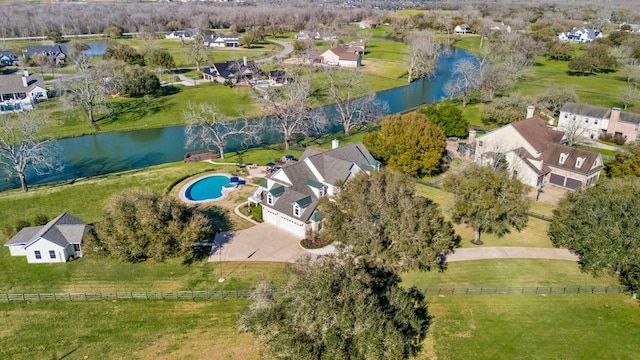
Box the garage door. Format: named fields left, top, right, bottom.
left=263, top=208, right=280, bottom=227
left=549, top=173, right=565, bottom=186
left=279, top=215, right=306, bottom=239
left=565, top=178, right=582, bottom=189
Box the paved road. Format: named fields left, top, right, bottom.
left=256, top=39, right=293, bottom=63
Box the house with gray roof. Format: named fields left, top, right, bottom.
left=165, top=29, right=195, bottom=40
left=202, top=57, right=261, bottom=85
left=474, top=107, right=602, bottom=190
left=0, top=50, right=18, bottom=66
left=23, top=45, right=67, bottom=65
left=558, top=102, right=640, bottom=143
left=0, top=69, right=47, bottom=113
left=4, top=213, right=87, bottom=263
left=558, top=27, right=602, bottom=42
left=204, top=33, right=239, bottom=47
left=254, top=141, right=379, bottom=238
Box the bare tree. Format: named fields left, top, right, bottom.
left=31, top=53, right=51, bottom=77
left=0, top=112, right=63, bottom=192
left=254, top=72, right=325, bottom=150
left=477, top=58, right=513, bottom=102
left=183, top=103, right=261, bottom=160
left=183, top=31, right=209, bottom=71
left=405, top=30, right=440, bottom=84
left=558, top=117, right=593, bottom=146
left=444, top=58, right=480, bottom=107
left=57, top=51, right=107, bottom=129
left=323, top=68, right=388, bottom=136
left=619, top=84, right=639, bottom=110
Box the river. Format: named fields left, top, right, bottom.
left=0, top=47, right=475, bottom=192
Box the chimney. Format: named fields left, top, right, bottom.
left=608, top=107, right=621, bottom=135
left=243, top=56, right=247, bottom=67
left=331, top=139, right=339, bottom=149
left=468, top=130, right=476, bottom=144
left=526, top=105, right=535, bottom=119
left=22, top=75, right=27, bottom=87
left=23, top=68, right=29, bottom=77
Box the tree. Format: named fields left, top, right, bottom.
left=93, top=190, right=224, bottom=263
left=144, top=48, right=175, bottom=73
left=183, top=31, right=208, bottom=71
left=549, top=178, right=640, bottom=290
left=557, top=115, right=592, bottom=146
left=319, top=169, right=458, bottom=272
left=477, top=59, right=513, bottom=102
left=619, top=84, right=639, bottom=110
left=103, top=26, right=123, bottom=39
left=30, top=52, right=51, bottom=77
left=363, top=112, right=446, bottom=177
left=254, top=73, right=324, bottom=150
left=444, top=58, right=480, bottom=107
left=240, top=257, right=430, bottom=359
left=57, top=51, right=107, bottom=129
left=480, top=93, right=534, bottom=126
left=240, top=27, right=265, bottom=48
left=405, top=30, right=440, bottom=84
left=46, top=30, right=63, bottom=43
left=443, top=164, right=530, bottom=245
left=119, top=66, right=162, bottom=97
left=417, top=102, right=468, bottom=138
left=605, top=142, right=640, bottom=178
left=0, top=112, right=63, bottom=192
left=536, top=87, right=578, bottom=115
left=103, top=43, right=144, bottom=65
left=183, top=103, right=261, bottom=159
left=323, top=67, right=388, bottom=136
left=547, top=40, right=574, bottom=61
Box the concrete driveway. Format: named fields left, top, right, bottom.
left=209, top=223, right=309, bottom=263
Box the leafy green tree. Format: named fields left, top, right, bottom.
left=480, top=93, right=534, bottom=126
left=93, top=190, right=225, bottom=262
left=240, top=257, right=430, bottom=359
left=547, top=40, right=574, bottom=61
left=144, top=49, right=175, bottom=73
left=103, top=26, right=123, bottom=39
left=319, top=169, right=458, bottom=272
left=364, top=112, right=446, bottom=177
left=103, top=43, right=144, bottom=65
left=605, top=142, right=640, bottom=178
left=240, top=27, right=265, bottom=48
left=418, top=103, right=468, bottom=138
left=119, top=66, right=162, bottom=97
left=47, top=30, right=63, bottom=43
left=549, top=178, right=640, bottom=290
left=443, top=164, right=530, bottom=245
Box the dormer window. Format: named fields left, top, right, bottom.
left=267, top=193, right=274, bottom=205
left=293, top=204, right=301, bottom=217
left=559, top=153, right=568, bottom=165
left=575, top=157, right=585, bottom=168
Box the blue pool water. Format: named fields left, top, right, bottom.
left=185, top=175, right=231, bottom=201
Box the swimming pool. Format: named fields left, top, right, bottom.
left=183, top=175, right=231, bottom=201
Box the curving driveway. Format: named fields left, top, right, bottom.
left=256, top=39, right=294, bottom=63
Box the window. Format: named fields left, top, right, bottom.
left=585, top=119, right=589, bottom=123
left=267, top=193, right=273, bottom=205
left=559, top=153, right=568, bottom=165
left=595, top=120, right=598, bottom=125
left=34, top=250, right=41, bottom=259
left=293, top=204, right=301, bottom=217
left=49, top=250, right=56, bottom=259
left=74, top=244, right=81, bottom=252
left=576, top=158, right=583, bottom=168
left=478, top=140, right=483, bottom=147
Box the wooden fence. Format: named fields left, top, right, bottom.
left=0, top=286, right=630, bottom=302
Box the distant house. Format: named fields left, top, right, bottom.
left=202, top=58, right=261, bottom=84
left=0, top=50, right=18, bottom=66
left=558, top=102, right=640, bottom=143
left=319, top=46, right=362, bottom=67
left=23, top=45, right=67, bottom=65
left=165, top=30, right=195, bottom=40
left=489, top=22, right=511, bottom=33
left=252, top=141, right=380, bottom=238
left=294, top=31, right=313, bottom=40
left=359, top=19, right=377, bottom=29
left=268, top=70, right=289, bottom=85
left=204, top=33, right=239, bottom=47
left=4, top=213, right=87, bottom=264
left=620, top=23, right=640, bottom=32
left=0, top=69, right=47, bottom=113
left=558, top=27, right=602, bottom=42
left=454, top=24, right=472, bottom=34
left=344, top=40, right=366, bottom=55
left=474, top=107, right=602, bottom=190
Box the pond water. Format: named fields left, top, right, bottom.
left=83, top=42, right=109, bottom=56
left=0, top=47, right=476, bottom=192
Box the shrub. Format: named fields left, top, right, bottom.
left=251, top=204, right=263, bottom=222
left=300, top=231, right=331, bottom=249
left=15, top=219, right=31, bottom=233
left=33, top=214, right=49, bottom=226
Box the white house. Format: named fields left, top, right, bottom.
left=0, top=69, right=47, bottom=113
left=318, top=46, right=361, bottom=67
left=454, top=24, right=472, bottom=34
left=4, top=213, right=87, bottom=264
left=474, top=107, right=602, bottom=190
left=252, top=142, right=379, bottom=238
left=489, top=22, right=511, bottom=33
left=558, top=102, right=640, bottom=143
left=359, top=19, right=377, bottom=28
left=558, top=28, right=602, bottom=42
left=165, top=30, right=195, bottom=40
left=204, top=33, right=239, bottom=47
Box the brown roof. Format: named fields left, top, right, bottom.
left=541, top=143, right=602, bottom=175
left=510, top=117, right=565, bottom=153
left=326, top=47, right=361, bottom=62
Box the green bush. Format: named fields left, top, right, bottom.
left=251, top=204, right=263, bottom=222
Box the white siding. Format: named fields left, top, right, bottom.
left=557, top=110, right=607, bottom=139
left=475, top=126, right=539, bottom=163
left=24, top=238, right=66, bottom=263
left=7, top=245, right=26, bottom=256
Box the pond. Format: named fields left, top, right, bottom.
left=0, top=47, right=476, bottom=192
left=83, top=42, right=109, bottom=56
